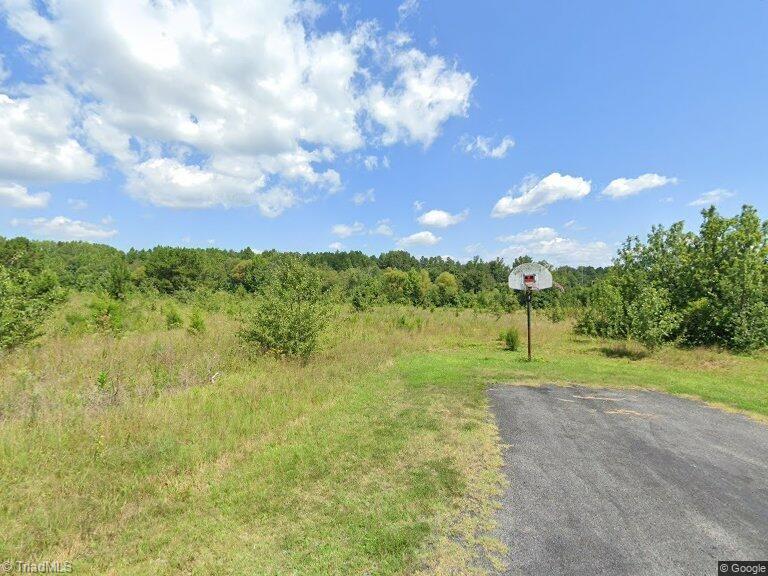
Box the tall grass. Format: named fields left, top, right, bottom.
left=1, top=295, right=766, bottom=574
left=0, top=298, right=509, bottom=575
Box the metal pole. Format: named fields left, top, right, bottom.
left=526, top=289, right=532, bottom=361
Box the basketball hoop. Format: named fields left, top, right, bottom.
left=508, top=263, right=555, bottom=361
left=523, top=274, right=536, bottom=290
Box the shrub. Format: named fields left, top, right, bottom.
left=626, top=286, right=679, bottom=351
left=395, top=314, right=424, bottom=331
left=105, top=260, right=131, bottom=300
left=0, top=266, right=62, bottom=351
left=89, top=297, right=126, bottom=334
left=165, top=305, right=183, bottom=329
left=188, top=309, right=206, bottom=335
left=575, top=282, right=626, bottom=339
left=241, top=255, right=333, bottom=359
left=546, top=304, right=566, bottom=323
left=500, top=327, right=521, bottom=351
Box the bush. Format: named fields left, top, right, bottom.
left=627, top=286, right=679, bottom=351
left=105, top=260, right=131, bottom=300
left=188, top=309, right=206, bottom=335
left=575, top=282, right=626, bottom=339
left=575, top=206, right=768, bottom=352
left=546, top=304, right=566, bottom=323
left=500, top=327, right=521, bottom=351
left=0, top=266, right=62, bottom=351
left=165, top=305, right=183, bottom=329
left=395, top=314, right=424, bottom=331
left=241, top=255, right=333, bottom=359
left=89, top=296, right=126, bottom=334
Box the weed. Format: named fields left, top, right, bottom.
left=500, top=327, right=521, bottom=351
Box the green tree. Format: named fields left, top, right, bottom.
left=241, top=256, right=334, bottom=359
left=0, top=265, right=62, bottom=351
left=433, top=271, right=459, bottom=306
left=381, top=268, right=410, bottom=304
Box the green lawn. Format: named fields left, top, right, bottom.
left=1, top=303, right=765, bottom=574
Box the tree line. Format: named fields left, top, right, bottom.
left=2, top=204, right=766, bottom=354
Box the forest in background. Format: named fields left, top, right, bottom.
left=1, top=205, right=766, bottom=355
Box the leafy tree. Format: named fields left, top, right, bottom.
left=0, top=265, right=63, bottom=351
left=106, top=259, right=131, bottom=300
left=381, top=268, right=410, bottom=303
left=578, top=206, right=768, bottom=352
left=378, top=250, right=419, bottom=271
left=241, top=255, right=334, bottom=359
left=433, top=271, right=459, bottom=306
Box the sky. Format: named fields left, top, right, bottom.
left=0, top=0, right=766, bottom=267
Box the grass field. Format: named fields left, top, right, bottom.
left=1, top=298, right=766, bottom=575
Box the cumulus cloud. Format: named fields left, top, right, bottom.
left=602, top=173, right=677, bottom=198
left=497, top=227, right=612, bottom=267
left=125, top=158, right=297, bottom=216
left=328, top=241, right=346, bottom=251
left=331, top=221, right=365, bottom=238
left=413, top=200, right=425, bottom=212
left=398, top=230, right=441, bottom=247
left=0, top=183, right=50, bottom=208
left=11, top=216, right=117, bottom=241
left=367, top=48, right=474, bottom=147
left=0, top=0, right=474, bottom=213
left=352, top=189, right=375, bottom=205
left=459, top=135, right=515, bottom=159
left=0, top=87, right=99, bottom=183
left=492, top=173, right=591, bottom=217
left=417, top=209, right=468, bottom=228
left=371, top=219, right=394, bottom=236
left=689, top=189, right=734, bottom=207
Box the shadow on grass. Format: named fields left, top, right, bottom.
left=600, top=345, right=649, bottom=361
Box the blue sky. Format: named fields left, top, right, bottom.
left=0, top=0, right=766, bottom=266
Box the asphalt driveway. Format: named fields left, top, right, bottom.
left=488, top=384, right=768, bottom=576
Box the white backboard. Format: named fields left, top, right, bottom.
left=509, top=262, right=553, bottom=291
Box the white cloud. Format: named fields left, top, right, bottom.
left=367, top=48, right=474, bottom=147
left=497, top=227, right=558, bottom=244
left=492, top=173, right=591, bottom=217
left=497, top=227, right=612, bottom=267
left=371, top=219, right=394, bottom=236
left=397, top=0, right=419, bottom=21
left=602, top=173, right=677, bottom=198
left=689, top=188, right=734, bottom=207
left=398, top=230, right=441, bottom=247
left=459, top=135, right=515, bottom=159
left=331, top=221, right=365, bottom=238
left=328, top=241, right=345, bottom=251
left=361, top=154, right=390, bottom=170
left=0, top=183, right=50, bottom=208
left=0, top=1, right=473, bottom=214
left=0, top=87, right=99, bottom=183
left=125, top=158, right=296, bottom=216
left=352, top=189, right=375, bottom=205
left=464, top=242, right=483, bottom=255
left=67, top=198, right=88, bottom=210
left=11, top=216, right=117, bottom=241
left=417, top=208, right=468, bottom=228
left=413, top=200, right=425, bottom=212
